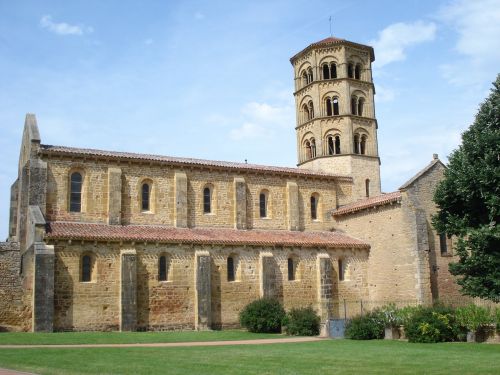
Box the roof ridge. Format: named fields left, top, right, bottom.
left=332, top=191, right=402, bottom=217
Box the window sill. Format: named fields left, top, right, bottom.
left=141, top=211, right=154, bottom=215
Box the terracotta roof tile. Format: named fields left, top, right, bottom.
left=332, top=191, right=402, bottom=217
left=290, top=37, right=375, bottom=63
left=45, top=222, right=369, bottom=249
left=40, top=145, right=351, bottom=181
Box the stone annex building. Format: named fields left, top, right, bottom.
left=0, top=37, right=464, bottom=332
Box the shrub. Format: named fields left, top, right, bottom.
left=345, top=309, right=385, bottom=340
left=405, top=305, right=462, bottom=343
left=239, top=298, right=286, bottom=333
left=380, top=303, right=402, bottom=328
left=284, top=306, right=320, bottom=336
left=455, top=304, right=494, bottom=332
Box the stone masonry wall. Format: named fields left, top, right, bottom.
left=0, top=242, right=24, bottom=331
left=49, top=240, right=368, bottom=331
left=43, top=156, right=342, bottom=232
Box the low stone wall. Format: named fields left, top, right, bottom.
left=0, top=242, right=24, bottom=331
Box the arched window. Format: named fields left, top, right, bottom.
left=365, top=179, right=370, bottom=197
left=203, top=186, right=212, bottom=214
left=361, top=135, right=367, bottom=155
left=259, top=191, right=268, bottom=218
left=227, top=256, right=235, bottom=281
left=302, top=71, right=308, bottom=87
left=308, top=101, right=314, bottom=119
left=311, top=194, right=318, bottom=220
left=322, top=64, right=330, bottom=80
left=70, top=172, right=83, bottom=212
left=141, top=182, right=151, bottom=211
left=347, top=63, right=354, bottom=78
left=327, top=136, right=334, bottom=155
left=333, top=98, right=339, bottom=115
left=305, top=140, right=312, bottom=160
left=159, top=255, right=168, bottom=281
left=81, top=254, right=93, bottom=282
left=288, top=257, right=295, bottom=281
left=335, top=135, right=341, bottom=154
left=310, top=138, right=316, bottom=158
left=330, top=63, right=337, bottom=78
left=351, top=97, right=357, bottom=115
left=307, top=68, right=313, bottom=84
left=354, top=134, right=360, bottom=154
left=358, top=98, right=364, bottom=117
left=303, top=104, right=310, bottom=123
left=355, top=64, right=361, bottom=80
left=326, top=98, right=332, bottom=116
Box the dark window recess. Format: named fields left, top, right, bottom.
left=330, top=64, right=337, bottom=78
left=338, top=259, right=344, bottom=281
left=82, top=255, right=92, bottom=282
left=440, top=233, right=448, bottom=255
left=159, top=255, right=167, bottom=281
left=260, top=193, right=267, bottom=218
left=328, top=137, right=334, bottom=155
left=142, top=183, right=150, bottom=211
left=288, top=258, right=295, bottom=281
left=70, top=172, right=82, bottom=212
left=323, top=64, right=330, bottom=79
left=361, top=136, right=367, bottom=155
left=355, top=64, right=361, bottom=79
left=227, top=257, right=235, bottom=281
left=354, top=135, right=360, bottom=154
left=365, top=179, right=370, bottom=197
left=358, top=99, right=364, bottom=116
left=351, top=98, right=357, bottom=115
left=333, top=98, right=339, bottom=115
left=203, top=187, right=211, bottom=213
left=348, top=64, right=354, bottom=78
left=335, top=135, right=341, bottom=154
left=326, top=98, right=332, bottom=116
left=311, top=196, right=317, bottom=220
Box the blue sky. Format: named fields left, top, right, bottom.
left=1, top=0, right=499, bottom=239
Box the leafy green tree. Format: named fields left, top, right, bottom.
left=433, top=74, right=500, bottom=301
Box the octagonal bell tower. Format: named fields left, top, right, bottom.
left=290, top=37, right=381, bottom=201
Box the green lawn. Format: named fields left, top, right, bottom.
left=0, top=330, right=278, bottom=345
left=0, top=339, right=499, bottom=375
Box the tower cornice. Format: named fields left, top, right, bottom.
left=290, top=37, right=375, bottom=64
left=293, top=78, right=375, bottom=96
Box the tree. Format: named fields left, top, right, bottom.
left=433, top=74, right=500, bottom=301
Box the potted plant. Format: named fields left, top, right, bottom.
left=381, top=304, right=402, bottom=339
left=455, top=304, right=494, bottom=343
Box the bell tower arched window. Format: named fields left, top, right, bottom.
left=330, top=63, right=337, bottom=78
left=347, top=63, right=354, bottom=78
left=360, top=135, right=367, bottom=155
left=327, top=136, right=334, bottom=155
left=355, top=64, right=361, bottom=80
left=308, top=101, right=314, bottom=119
left=307, top=68, right=313, bottom=84
left=322, top=64, right=330, bottom=80
left=354, top=134, right=360, bottom=154
left=351, top=96, right=357, bottom=115
left=333, top=98, right=339, bottom=115
left=326, top=98, right=332, bottom=116
left=310, top=138, right=316, bottom=158
left=326, top=135, right=341, bottom=155
left=358, top=98, right=364, bottom=117
left=70, top=172, right=83, bottom=212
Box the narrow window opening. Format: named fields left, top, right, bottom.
left=351, top=97, right=357, bottom=115
left=439, top=233, right=448, bottom=255
left=354, top=134, right=360, bottom=154
left=203, top=187, right=211, bottom=213
left=70, top=172, right=82, bottom=212
left=360, top=135, right=367, bottom=155
left=305, top=141, right=312, bottom=160
left=308, top=101, right=314, bottom=119
left=365, top=179, right=370, bottom=197
left=347, top=63, right=354, bottom=78
left=82, top=255, right=92, bottom=282
left=355, top=64, right=361, bottom=79
left=333, top=98, right=339, bottom=115
left=310, top=139, right=316, bottom=158
left=311, top=195, right=318, bottom=220
left=358, top=98, right=364, bottom=117
left=288, top=258, right=295, bottom=281
left=302, top=71, right=308, bottom=87
left=303, top=104, right=310, bottom=122
left=335, top=135, right=341, bottom=154
left=330, top=63, right=337, bottom=78
left=338, top=259, right=344, bottom=281
left=159, top=255, right=168, bottom=281
left=307, top=68, right=313, bottom=84
left=141, top=183, right=150, bottom=211
left=227, top=257, right=235, bottom=282
left=259, top=192, right=267, bottom=218
left=322, top=64, right=330, bottom=79
left=328, top=136, right=334, bottom=155
left=326, top=98, right=332, bottom=116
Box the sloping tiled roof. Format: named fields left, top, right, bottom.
left=45, top=222, right=369, bottom=249
left=399, top=157, right=445, bottom=190
left=290, top=36, right=375, bottom=63
left=40, top=145, right=352, bottom=181
left=332, top=191, right=402, bottom=217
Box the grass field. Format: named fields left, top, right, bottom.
left=0, top=335, right=499, bottom=375
left=0, top=330, right=278, bottom=345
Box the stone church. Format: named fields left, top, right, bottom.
left=0, top=36, right=463, bottom=332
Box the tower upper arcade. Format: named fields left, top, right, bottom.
left=290, top=37, right=381, bottom=201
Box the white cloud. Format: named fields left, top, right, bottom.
left=371, top=21, right=437, bottom=67
left=229, top=102, right=294, bottom=141
left=40, top=15, right=93, bottom=36
left=437, top=0, right=500, bottom=86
